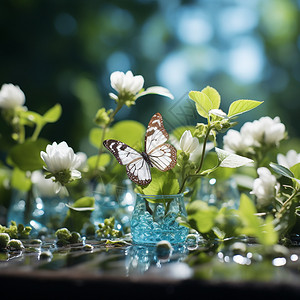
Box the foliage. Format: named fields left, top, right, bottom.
left=186, top=194, right=278, bottom=245
left=136, top=169, right=179, bottom=196
left=0, top=221, right=31, bottom=239
left=0, top=233, right=10, bottom=249
left=96, top=217, right=122, bottom=238
left=55, top=227, right=82, bottom=246
left=0, top=71, right=298, bottom=248
left=63, top=196, right=95, bottom=232
left=8, top=138, right=49, bottom=172
left=173, top=86, right=261, bottom=194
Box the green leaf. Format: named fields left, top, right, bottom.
left=238, top=194, right=278, bottom=245
left=43, top=103, right=62, bottom=123
left=66, top=204, right=94, bottom=212
left=187, top=200, right=218, bottom=233
left=171, top=126, right=196, bottom=141
left=260, top=215, right=278, bottom=246
left=237, top=193, right=260, bottom=236
left=89, top=127, right=114, bottom=148
left=189, top=91, right=213, bottom=118
left=11, top=168, right=32, bottom=192
left=239, top=193, right=258, bottom=222
left=269, top=162, right=295, bottom=179
left=89, top=120, right=145, bottom=151
left=71, top=196, right=95, bottom=209
left=201, top=86, right=221, bottom=110
left=8, top=138, right=49, bottom=171
left=87, top=154, right=111, bottom=170
left=290, top=162, right=300, bottom=180
left=227, top=100, right=263, bottom=118
left=112, top=120, right=145, bottom=151
left=141, top=168, right=179, bottom=196
left=63, top=197, right=95, bottom=232
left=19, top=111, right=43, bottom=126
left=215, top=147, right=253, bottom=168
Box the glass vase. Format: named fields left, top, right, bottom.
left=7, top=188, right=68, bottom=235
left=197, top=177, right=240, bottom=209
left=130, top=193, right=189, bottom=245
left=92, top=179, right=136, bottom=232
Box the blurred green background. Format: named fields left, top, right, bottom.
left=0, top=0, right=299, bottom=155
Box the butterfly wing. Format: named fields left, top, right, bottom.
left=103, top=139, right=151, bottom=185
left=145, top=113, right=177, bottom=171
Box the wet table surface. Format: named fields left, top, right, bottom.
left=1, top=238, right=300, bottom=299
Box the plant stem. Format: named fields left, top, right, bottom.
left=24, top=187, right=33, bottom=225
left=195, top=125, right=212, bottom=174
left=276, top=188, right=299, bottom=219
left=178, top=125, right=213, bottom=194
left=18, top=124, right=25, bottom=144
left=31, top=123, right=43, bottom=141
left=94, top=102, right=123, bottom=174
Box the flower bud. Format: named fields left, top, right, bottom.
left=0, top=83, right=25, bottom=109
left=94, top=108, right=112, bottom=127
left=179, top=130, right=200, bottom=154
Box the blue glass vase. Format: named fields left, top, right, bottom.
left=197, top=177, right=240, bottom=209
left=130, top=193, right=189, bottom=245
left=92, top=179, right=136, bottom=232
left=126, top=244, right=188, bottom=275
left=7, top=188, right=68, bottom=235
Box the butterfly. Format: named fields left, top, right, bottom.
left=103, top=112, right=177, bottom=185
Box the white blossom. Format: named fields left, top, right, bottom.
left=223, top=129, right=253, bottom=153
left=40, top=141, right=82, bottom=194
left=170, top=132, right=213, bottom=162
left=0, top=83, right=25, bottom=109
left=76, top=151, right=88, bottom=170
left=179, top=130, right=200, bottom=154
left=31, top=170, right=62, bottom=197
left=109, top=70, right=173, bottom=103
left=110, top=70, right=144, bottom=96
left=223, top=116, right=286, bottom=154
left=241, top=116, right=285, bottom=147
left=277, top=150, right=300, bottom=169
left=251, top=167, right=279, bottom=207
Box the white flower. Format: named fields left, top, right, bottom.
left=251, top=167, right=279, bottom=207
left=110, top=70, right=144, bottom=97
left=241, top=116, right=285, bottom=147
left=0, top=83, right=25, bottom=109
left=31, top=170, right=64, bottom=197
left=41, top=141, right=81, bottom=174
left=40, top=141, right=82, bottom=194
left=223, top=129, right=253, bottom=153
left=76, top=151, right=88, bottom=170
left=224, top=116, right=286, bottom=154
left=109, top=70, right=174, bottom=103
left=277, top=150, right=300, bottom=169
left=179, top=130, right=200, bottom=154
left=170, top=132, right=213, bottom=162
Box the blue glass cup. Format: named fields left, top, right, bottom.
left=130, top=193, right=189, bottom=245
left=197, top=177, right=240, bottom=209
left=7, top=188, right=68, bottom=235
